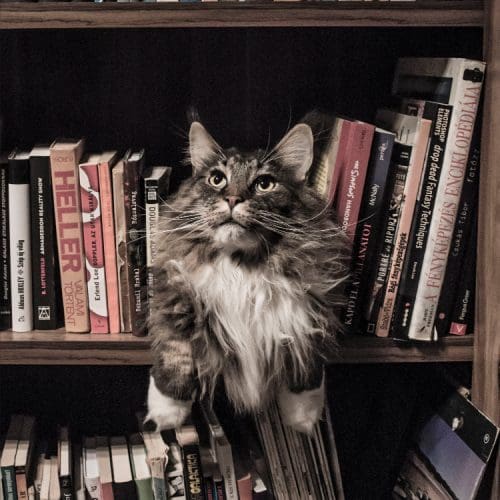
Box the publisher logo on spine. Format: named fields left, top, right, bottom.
left=38, top=306, right=51, bottom=320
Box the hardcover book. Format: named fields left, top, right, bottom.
left=14, top=415, right=36, bottom=500
left=79, top=154, right=109, bottom=334
left=374, top=110, right=432, bottom=337
left=0, top=155, right=10, bottom=330
left=109, top=436, right=138, bottom=500
left=128, top=434, right=154, bottom=500
left=392, top=57, right=486, bottom=341
left=1, top=415, right=24, bottom=500
left=95, top=436, right=114, bottom=500
left=57, top=427, right=73, bottom=500
left=97, top=151, right=120, bottom=334
left=83, top=437, right=103, bottom=500
left=8, top=150, right=33, bottom=332
left=29, top=145, right=63, bottom=330
left=175, top=426, right=205, bottom=500
left=50, top=139, right=90, bottom=333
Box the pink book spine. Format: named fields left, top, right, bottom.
left=329, top=119, right=351, bottom=206
left=79, top=162, right=109, bottom=334
left=376, top=119, right=432, bottom=337
left=98, top=161, right=121, bottom=334
left=336, top=122, right=375, bottom=241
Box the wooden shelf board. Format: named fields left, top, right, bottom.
left=0, top=330, right=474, bottom=365
left=0, top=2, right=484, bottom=29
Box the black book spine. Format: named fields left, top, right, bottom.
left=342, top=129, right=395, bottom=334
left=30, top=153, right=63, bottom=330
left=0, top=159, right=10, bottom=329
left=182, top=443, right=206, bottom=500
left=124, top=152, right=147, bottom=336
left=60, top=474, right=74, bottom=500
left=362, top=142, right=412, bottom=334
left=449, top=214, right=477, bottom=336
left=391, top=102, right=453, bottom=339
left=434, top=124, right=480, bottom=337
left=112, top=481, right=138, bottom=500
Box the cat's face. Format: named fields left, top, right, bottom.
left=185, top=122, right=314, bottom=253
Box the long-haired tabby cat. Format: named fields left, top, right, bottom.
left=146, top=119, right=349, bottom=433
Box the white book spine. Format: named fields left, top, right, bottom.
left=408, top=60, right=485, bottom=341
left=9, top=183, right=32, bottom=331
left=214, top=439, right=238, bottom=500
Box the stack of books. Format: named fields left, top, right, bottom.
left=309, top=57, right=485, bottom=341
left=0, top=145, right=171, bottom=335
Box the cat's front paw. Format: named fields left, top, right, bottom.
left=145, top=376, right=192, bottom=431
left=277, top=383, right=325, bottom=434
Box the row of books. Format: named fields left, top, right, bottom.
left=0, top=398, right=344, bottom=500
left=309, top=57, right=485, bottom=341
left=0, top=145, right=172, bottom=335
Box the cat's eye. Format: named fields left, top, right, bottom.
left=254, top=175, right=276, bottom=193
left=208, top=170, right=227, bottom=188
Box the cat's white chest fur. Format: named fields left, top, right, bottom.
left=188, top=255, right=316, bottom=410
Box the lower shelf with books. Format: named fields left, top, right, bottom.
left=0, top=330, right=475, bottom=365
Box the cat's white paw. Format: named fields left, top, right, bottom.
left=146, top=376, right=192, bottom=431
left=277, top=379, right=325, bottom=434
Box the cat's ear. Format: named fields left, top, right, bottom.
left=189, top=122, right=223, bottom=174
left=271, top=123, right=314, bottom=182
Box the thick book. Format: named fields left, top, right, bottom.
left=175, top=426, right=205, bottom=500
left=50, top=139, right=90, bottom=333
left=392, top=57, right=486, bottom=341
left=48, top=457, right=60, bottom=500
left=8, top=151, right=33, bottom=332
left=143, top=166, right=172, bottom=307
left=334, top=120, right=375, bottom=241
left=109, top=437, right=138, bottom=500
left=162, top=432, right=186, bottom=500
left=374, top=110, right=432, bottom=337
left=29, top=145, right=63, bottom=330
left=362, top=142, right=413, bottom=334
left=1, top=414, right=24, bottom=500
left=83, top=437, right=103, bottom=500
left=57, top=427, right=73, bottom=500
left=14, top=415, right=36, bottom=500
left=435, top=124, right=480, bottom=337
left=393, top=390, right=499, bottom=500
left=0, top=155, right=10, bottom=330
left=128, top=434, right=153, bottom=500
left=390, top=99, right=453, bottom=339
left=97, top=151, right=120, bottom=334
left=39, top=458, right=51, bottom=500
left=342, top=128, right=395, bottom=334
left=79, top=154, right=109, bottom=334
left=95, top=436, right=114, bottom=500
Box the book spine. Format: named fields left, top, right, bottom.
left=363, top=143, right=412, bottom=334
left=434, top=125, right=480, bottom=337
left=181, top=443, right=205, bottom=500
left=376, top=118, right=431, bottom=337
left=60, top=475, right=74, bottom=500
left=0, top=162, right=11, bottom=329
left=15, top=471, right=27, bottom=500
left=123, top=157, right=147, bottom=336
left=449, top=214, right=477, bottom=336
left=8, top=158, right=33, bottom=332
left=407, top=61, right=485, bottom=341
left=215, top=443, right=237, bottom=500
left=2, top=466, right=18, bottom=500
left=79, top=163, right=109, bottom=334
left=30, top=155, right=62, bottom=330
left=112, top=164, right=132, bottom=333
left=98, top=162, right=121, bottom=334
left=335, top=122, right=375, bottom=241
left=50, top=145, right=90, bottom=332
left=391, top=102, right=453, bottom=339
left=330, top=119, right=352, bottom=205
left=145, top=178, right=160, bottom=306
left=342, top=130, right=395, bottom=333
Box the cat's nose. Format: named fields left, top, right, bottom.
left=225, top=196, right=243, bottom=209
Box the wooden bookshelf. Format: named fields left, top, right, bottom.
left=0, top=2, right=484, bottom=29
left=0, top=331, right=474, bottom=365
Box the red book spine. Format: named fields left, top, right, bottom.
left=328, top=119, right=351, bottom=205
left=50, top=140, right=90, bottom=333
left=79, top=161, right=109, bottom=334
left=335, top=122, right=375, bottom=240
left=98, top=158, right=121, bottom=334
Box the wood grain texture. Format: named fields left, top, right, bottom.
left=474, top=0, right=500, bottom=495
left=0, top=331, right=474, bottom=365
left=0, top=2, right=484, bottom=29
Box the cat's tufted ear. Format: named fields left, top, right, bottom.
left=189, top=122, right=223, bottom=174
left=271, top=123, right=314, bottom=183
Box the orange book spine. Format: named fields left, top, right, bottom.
left=98, top=156, right=121, bottom=334
left=50, top=140, right=90, bottom=333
